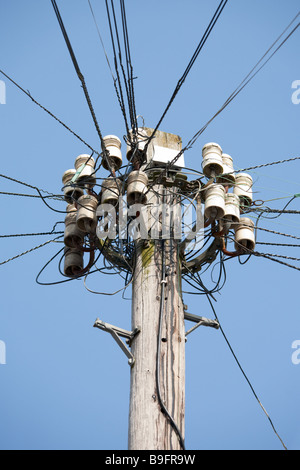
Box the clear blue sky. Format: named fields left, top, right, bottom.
left=0, top=0, right=299, bottom=450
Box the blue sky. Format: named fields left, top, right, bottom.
left=0, top=0, right=299, bottom=450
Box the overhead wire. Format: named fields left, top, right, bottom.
left=144, top=10, right=300, bottom=186
left=205, top=293, right=288, bottom=451
left=1, top=2, right=299, bottom=451
left=0, top=231, right=64, bottom=238
left=104, top=0, right=139, bottom=140
left=120, top=0, right=138, bottom=134
left=0, top=68, right=101, bottom=157
left=0, top=235, right=63, bottom=267
left=145, top=0, right=229, bottom=152
left=180, top=12, right=300, bottom=157
left=88, top=0, right=131, bottom=138
left=50, top=0, right=107, bottom=153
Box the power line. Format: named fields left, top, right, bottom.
left=0, top=172, right=56, bottom=196
left=87, top=0, right=116, bottom=81
left=0, top=231, right=64, bottom=238
left=0, top=69, right=101, bottom=156
left=146, top=0, right=229, bottom=151
left=0, top=191, right=63, bottom=201
left=206, top=294, right=288, bottom=451
left=237, top=155, right=300, bottom=174
left=51, top=0, right=106, bottom=152
left=0, top=172, right=70, bottom=214
left=0, top=235, right=63, bottom=267
left=254, top=226, right=300, bottom=241
left=252, top=250, right=300, bottom=272
left=106, top=0, right=131, bottom=134
left=180, top=13, right=300, bottom=156
left=104, top=0, right=138, bottom=137
left=256, top=241, right=300, bottom=248
left=120, top=0, right=138, bottom=134
left=149, top=10, right=300, bottom=176
left=88, top=0, right=130, bottom=134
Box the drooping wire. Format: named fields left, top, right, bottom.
left=155, top=189, right=186, bottom=451
left=0, top=172, right=70, bottom=214
left=156, top=237, right=186, bottom=451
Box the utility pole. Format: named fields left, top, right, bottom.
left=128, top=129, right=186, bottom=449
left=63, top=127, right=255, bottom=451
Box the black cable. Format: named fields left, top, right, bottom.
left=0, top=191, right=63, bottom=200
left=105, top=0, right=131, bottom=135
left=0, top=231, right=64, bottom=238
left=145, top=11, right=300, bottom=182
left=255, top=196, right=297, bottom=219
left=51, top=0, right=107, bottom=152
left=120, top=0, right=138, bottom=134
left=88, top=0, right=130, bottom=135
left=0, top=69, right=101, bottom=157
left=180, top=14, right=300, bottom=156
left=145, top=0, right=229, bottom=151
left=0, top=172, right=69, bottom=214
left=205, top=293, right=288, bottom=451
left=0, top=235, right=64, bottom=267
left=251, top=250, right=300, bottom=272
left=156, top=238, right=186, bottom=451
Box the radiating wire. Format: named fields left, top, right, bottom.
left=0, top=69, right=101, bottom=157
left=146, top=0, right=229, bottom=152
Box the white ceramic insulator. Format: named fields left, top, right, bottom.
left=101, top=177, right=121, bottom=205
left=76, top=194, right=98, bottom=233
left=127, top=170, right=148, bottom=206
left=64, top=204, right=85, bottom=248
left=224, top=193, right=240, bottom=226
left=233, top=173, right=253, bottom=206
left=102, top=135, right=122, bottom=171
left=74, top=154, right=96, bottom=188
left=126, top=128, right=148, bottom=161
left=204, top=184, right=225, bottom=221
left=234, top=217, right=255, bottom=251
left=202, top=142, right=224, bottom=178
left=64, top=247, right=84, bottom=277
left=62, top=169, right=84, bottom=203
left=217, top=153, right=235, bottom=187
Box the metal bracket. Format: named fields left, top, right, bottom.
left=184, top=311, right=219, bottom=337
left=93, top=318, right=140, bottom=366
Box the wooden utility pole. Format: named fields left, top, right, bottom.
left=128, top=131, right=186, bottom=450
